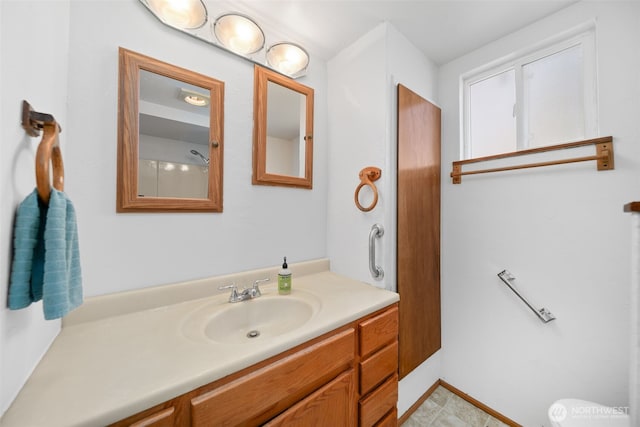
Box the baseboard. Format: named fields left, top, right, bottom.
left=398, top=379, right=441, bottom=425
left=399, top=379, right=522, bottom=427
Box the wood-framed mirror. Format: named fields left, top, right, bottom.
left=117, top=47, right=224, bottom=212
left=253, top=65, right=314, bottom=189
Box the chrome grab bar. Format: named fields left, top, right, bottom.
left=497, top=270, right=556, bottom=323
left=369, top=224, right=384, bottom=280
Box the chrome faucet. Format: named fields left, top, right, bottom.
left=218, top=278, right=269, bottom=303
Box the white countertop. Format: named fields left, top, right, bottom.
left=0, top=269, right=398, bottom=427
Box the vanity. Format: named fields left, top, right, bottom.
left=0, top=260, right=399, bottom=426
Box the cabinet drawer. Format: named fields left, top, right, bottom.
left=129, top=407, right=175, bottom=427
left=359, top=307, right=398, bottom=358
left=191, top=328, right=355, bottom=426
left=360, top=341, right=398, bottom=396
left=264, top=369, right=356, bottom=426
left=111, top=405, right=178, bottom=427
left=358, top=374, right=398, bottom=427
left=374, top=408, right=397, bottom=427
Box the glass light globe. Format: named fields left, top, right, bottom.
left=145, top=0, right=208, bottom=30
left=213, top=14, right=265, bottom=55
left=266, top=43, right=309, bottom=77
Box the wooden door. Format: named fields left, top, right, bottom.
left=397, top=84, right=441, bottom=379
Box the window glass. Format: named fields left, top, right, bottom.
left=469, top=70, right=516, bottom=158
left=523, top=45, right=585, bottom=147
left=462, top=28, right=596, bottom=160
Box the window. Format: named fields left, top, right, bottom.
left=462, top=27, right=597, bottom=159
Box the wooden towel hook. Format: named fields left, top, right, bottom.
left=21, top=100, right=61, bottom=136
left=36, top=122, right=64, bottom=204
left=22, top=101, right=64, bottom=204
left=355, top=166, right=381, bottom=212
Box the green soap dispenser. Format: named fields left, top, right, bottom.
left=278, top=257, right=292, bottom=295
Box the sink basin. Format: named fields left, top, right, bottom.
left=181, top=291, right=321, bottom=344
left=205, top=297, right=315, bottom=343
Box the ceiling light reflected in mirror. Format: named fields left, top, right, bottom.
left=138, top=0, right=310, bottom=78
left=180, top=88, right=210, bottom=106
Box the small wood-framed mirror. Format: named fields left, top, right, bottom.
left=253, top=65, right=314, bottom=189
left=117, top=47, right=224, bottom=212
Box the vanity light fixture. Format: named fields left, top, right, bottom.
left=144, top=0, right=208, bottom=30
left=266, top=42, right=309, bottom=77
left=139, top=0, right=311, bottom=78
left=179, top=88, right=210, bottom=107
left=213, top=13, right=265, bottom=56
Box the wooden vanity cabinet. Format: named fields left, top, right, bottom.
left=111, top=304, right=398, bottom=427
left=191, top=328, right=355, bottom=426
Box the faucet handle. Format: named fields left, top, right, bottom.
left=218, top=283, right=238, bottom=301
left=251, top=278, right=270, bottom=297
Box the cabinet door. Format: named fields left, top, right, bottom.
left=264, top=369, right=356, bottom=426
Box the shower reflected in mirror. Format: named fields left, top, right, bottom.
left=190, top=149, right=210, bottom=165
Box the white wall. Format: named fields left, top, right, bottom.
left=0, top=0, right=71, bottom=415
left=0, top=0, right=328, bottom=416
left=326, top=21, right=438, bottom=291
left=64, top=0, right=328, bottom=295
left=327, top=23, right=390, bottom=288
left=439, top=2, right=640, bottom=425
left=327, top=22, right=442, bottom=416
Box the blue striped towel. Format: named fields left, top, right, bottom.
left=8, top=188, right=83, bottom=320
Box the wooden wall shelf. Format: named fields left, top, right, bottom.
left=451, top=136, right=614, bottom=184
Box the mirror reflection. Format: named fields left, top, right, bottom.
left=138, top=70, right=210, bottom=199
left=253, top=65, right=314, bottom=189
left=117, top=48, right=224, bottom=212
left=265, top=81, right=306, bottom=178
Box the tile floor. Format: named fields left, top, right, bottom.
left=401, top=386, right=511, bottom=427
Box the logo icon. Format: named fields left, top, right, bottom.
left=549, top=402, right=568, bottom=422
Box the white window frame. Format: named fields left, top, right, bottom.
left=461, top=23, right=598, bottom=160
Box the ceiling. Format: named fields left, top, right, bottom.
left=136, top=0, right=580, bottom=143
left=208, top=0, right=577, bottom=65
